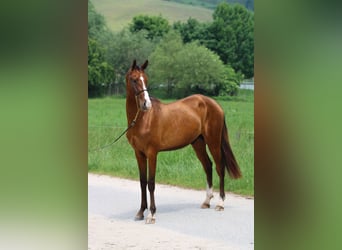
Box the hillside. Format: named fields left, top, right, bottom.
left=92, top=0, right=214, bottom=32
left=167, top=0, right=254, bottom=10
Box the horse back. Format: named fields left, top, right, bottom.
left=179, top=94, right=224, bottom=120
left=153, top=95, right=224, bottom=147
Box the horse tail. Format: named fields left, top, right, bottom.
left=221, top=119, right=242, bottom=179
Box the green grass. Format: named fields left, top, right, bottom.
left=92, top=0, right=213, bottom=32
left=88, top=92, right=254, bottom=196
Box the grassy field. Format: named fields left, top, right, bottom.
left=92, top=0, right=213, bottom=32
left=88, top=90, right=254, bottom=196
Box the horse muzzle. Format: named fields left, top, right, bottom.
left=142, top=99, right=152, bottom=111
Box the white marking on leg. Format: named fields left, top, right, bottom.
left=217, top=197, right=224, bottom=207
left=201, top=184, right=213, bottom=208
left=145, top=211, right=156, bottom=224
left=140, top=75, right=152, bottom=109
left=215, top=197, right=225, bottom=211
left=205, top=184, right=213, bottom=203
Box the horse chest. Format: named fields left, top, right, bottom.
left=127, top=130, right=153, bottom=152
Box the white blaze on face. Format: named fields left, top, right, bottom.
left=140, top=75, right=152, bottom=109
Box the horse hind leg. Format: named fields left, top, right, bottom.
left=191, top=136, right=214, bottom=209
left=206, top=137, right=226, bottom=211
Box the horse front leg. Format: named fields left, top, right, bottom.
left=134, top=151, right=148, bottom=221
left=146, top=153, right=157, bottom=224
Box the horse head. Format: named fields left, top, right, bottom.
left=127, top=59, right=152, bottom=111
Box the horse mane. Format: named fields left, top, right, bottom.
left=148, top=96, right=160, bottom=112
left=150, top=96, right=160, bottom=103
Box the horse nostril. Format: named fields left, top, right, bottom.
left=142, top=100, right=151, bottom=111
left=142, top=101, right=148, bottom=110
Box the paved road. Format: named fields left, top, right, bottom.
left=88, top=173, right=254, bottom=250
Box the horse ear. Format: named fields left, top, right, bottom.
left=141, top=60, right=148, bottom=70
left=131, top=59, right=137, bottom=70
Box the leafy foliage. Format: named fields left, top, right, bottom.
left=88, top=39, right=113, bottom=90
left=148, top=31, right=184, bottom=97
left=173, top=3, right=254, bottom=79
left=173, top=18, right=209, bottom=44
left=88, top=0, right=106, bottom=39
left=107, top=29, right=158, bottom=89
left=129, top=15, right=170, bottom=40
left=208, top=3, right=254, bottom=78
left=149, top=31, right=241, bottom=98
left=88, top=0, right=114, bottom=97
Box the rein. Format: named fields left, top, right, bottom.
left=88, top=108, right=140, bottom=152
left=88, top=88, right=147, bottom=152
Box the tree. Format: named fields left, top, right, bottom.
left=175, top=42, right=241, bottom=96
left=148, top=30, right=184, bottom=97
left=207, top=3, right=254, bottom=78
left=221, top=66, right=243, bottom=96
left=88, top=0, right=114, bottom=97
left=106, top=28, right=157, bottom=89
left=88, top=39, right=114, bottom=97
left=173, top=18, right=209, bottom=44
left=88, top=0, right=107, bottom=40
left=129, top=15, right=170, bottom=40
left=149, top=30, right=241, bottom=98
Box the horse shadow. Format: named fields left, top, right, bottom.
left=110, top=202, right=198, bottom=221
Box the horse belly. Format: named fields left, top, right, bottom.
left=159, top=120, right=201, bottom=151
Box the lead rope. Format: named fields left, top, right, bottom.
left=88, top=95, right=141, bottom=152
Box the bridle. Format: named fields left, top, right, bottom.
left=88, top=79, right=147, bottom=152
left=88, top=66, right=151, bottom=152
left=134, top=88, right=148, bottom=97
left=131, top=75, right=150, bottom=111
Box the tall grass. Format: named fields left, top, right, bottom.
left=88, top=91, right=254, bottom=196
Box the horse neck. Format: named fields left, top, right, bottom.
left=126, top=83, right=139, bottom=124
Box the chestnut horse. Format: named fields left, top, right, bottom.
left=125, top=60, right=241, bottom=224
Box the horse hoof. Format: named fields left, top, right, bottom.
left=145, top=218, right=155, bottom=224
left=215, top=205, right=224, bottom=211
left=135, top=216, right=144, bottom=221
left=201, top=203, right=210, bottom=209
left=145, top=213, right=156, bottom=224
left=134, top=213, right=144, bottom=221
